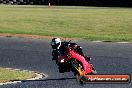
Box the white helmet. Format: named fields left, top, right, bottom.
left=51, top=38, right=61, bottom=49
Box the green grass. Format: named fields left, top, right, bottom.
left=0, top=67, right=34, bottom=83
left=0, top=5, right=132, bottom=41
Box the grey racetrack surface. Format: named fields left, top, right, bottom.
left=0, top=37, right=131, bottom=88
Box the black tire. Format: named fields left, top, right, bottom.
left=58, top=66, right=64, bottom=73
left=79, top=76, right=85, bottom=84
left=59, top=67, right=64, bottom=73
left=75, top=73, right=85, bottom=84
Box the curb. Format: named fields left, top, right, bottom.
left=0, top=33, right=80, bottom=41
left=0, top=33, right=131, bottom=44
left=0, top=68, right=48, bottom=86
left=91, top=41, right=132, bottom=44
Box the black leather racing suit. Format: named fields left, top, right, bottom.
left=51, top=42, right=90, bottom=62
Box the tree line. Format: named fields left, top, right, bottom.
left=0, top=0, right=132, bottom=7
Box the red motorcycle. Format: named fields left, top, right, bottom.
left=55, top=41, right=97, bottom=84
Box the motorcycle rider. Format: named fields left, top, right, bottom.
left=51, top=38, right=91, bottom=62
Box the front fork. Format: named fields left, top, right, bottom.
left=71, top=60, right=97, bottom=84
left=72, top=63, right=86, bottom=84
left=70, top=60, right=85, bottom=76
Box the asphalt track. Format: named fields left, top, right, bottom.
left=0, top=37, right=131, bottom=88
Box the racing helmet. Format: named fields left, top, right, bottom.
left=51, top=38, right=61, bottom=49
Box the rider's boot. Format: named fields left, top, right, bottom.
left=52, top=50, right=58, bottom=60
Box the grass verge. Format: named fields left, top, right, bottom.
left=0, top=67, right=34, bottom=83
left=0, top=5, right=132, bottom=41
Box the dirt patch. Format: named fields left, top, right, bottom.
left=0, top=33, right=80, bottom=40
